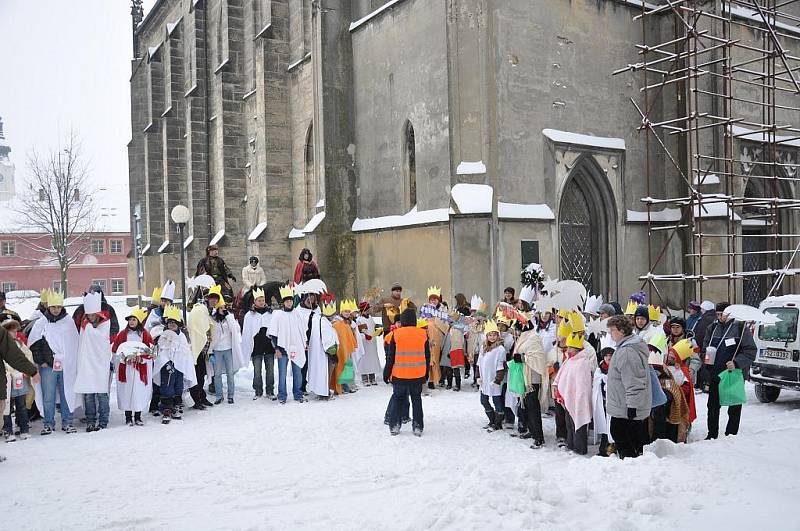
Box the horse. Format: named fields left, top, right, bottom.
left=234, top=281, right=285, bottom=325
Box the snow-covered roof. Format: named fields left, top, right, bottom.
left=456, top=161, right=487, bottom=175
left=350, top=0, right=408, bottom=32
left=450, top=183, right=493, bottom=214
left=209, top=229, right=225, bottom=246
left=302, top=211, right=326, bottom=234
left=498, top=202, right=555, bottom=220
left=248, top=221, right=268, bottom=241
left=543, top=128, right=626, bottom=151
left=352, top=206, right=452, bottom=232
left=626, top=208, right=682, bottom=223
left=730, top=125, right=800, bottom=148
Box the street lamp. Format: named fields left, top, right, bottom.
left=171, top=204, right=191, bottom=323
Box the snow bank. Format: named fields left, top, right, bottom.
left=498, top=201, right=555, bottom=220
left=456, top=161, right=487, bottom=175
left=543, top=128, right=626, bottom=150
left=351, top=206, right=451, bottom=232
left=450, top=183, right=493, bottom=214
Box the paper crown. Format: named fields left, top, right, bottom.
left=163, top=305, right=182, bottom=323
left=470, top=294, right=484, bottom=312
left=670, top=339, right=694, bottom=361
left=557, top=319, right=573, bottom=339
left=151, top=286, right=162, bottom=302
left=40, top=288, right=51, bottom=306
left=568, top=310, right=585, bottom=334
left=83, top=292, right=102, bottom=315
left=48, top=290, right=65, bottom=307
left=416, top=318, right=429, bottom=328
left=214, top=298, right=226, bottom=309
left=648, top=350, right=664, bottom=366
left=557, top=308, right=570, bottom=319
left=207, top=285, right=223, bottom=299
left=648, top=332, right=668, bottom=353
left=584, top=294, right=603, bottom=315
left=483, top=319, right=500, bottom=335
left=566, top=332, right=584, bottom=350
left=519, top=285, right=535, bottom=305
left=400, top=297, right=415, bottom=313
left=624, top=300, right=638, bottom=316
left=648, top=304, right=661, bottom=322
left=126, top=307, right=149, bottom=324
left=322, top=302, right=337, bottom=317
left=494, top=309, right=513, bottom=326
left=427, top=286, right=442, bottom=299
left=279, top=285, right=294, bottom=300
left=161, top=280, right=176, bottom=301
left=252, top=287, right=265, bottom=300
left=339, top=299, right=358, bottom=313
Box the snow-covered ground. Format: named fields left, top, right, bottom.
left=3, top=370, right=800, bottom=531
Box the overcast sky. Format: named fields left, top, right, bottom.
left=0, top=0, right=157, bottom=231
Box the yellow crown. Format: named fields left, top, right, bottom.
left=624, top=300, right=638, bottom=316
left=48, top=290, right=65, bottom=307
left=126, top=307, right=148, bottom=324
left=557, top=319, right=573, bottom=339
left=557, top=308, right=570, bottom=318
left=671, top=339, right=694, bottom=361
left=151, top=286, right=163, bottom=301
left=484, top=319, right=500, bottom=335
left=568, top=311, right=585, bottom=334
left=648, top=304, right=661, bottom=322
left=163, top=305, right=183, bottom=323
left=279, top=285, right=294, bottom=300
left=339, top=299, right=357, bottom=313
left=252, top=287, right=265, bottom=300
left=214, top=298, right=226, bottom=309
left=322, top=302, right=337, bottom=317
left=400, top=298, right=414, bottom=313
left=416, top=318, right=429, bottom=328
left=40, top=288, right=51, bottom=306
left=207, top=285, right=223, bottom=299
left=566, top=332, right=584, bottom=350
left=494, top=309, right=513, bottom=326
left=427, top=285, right=442, bottom=299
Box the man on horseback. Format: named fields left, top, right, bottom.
left=195, top=245, right=237, bottom=301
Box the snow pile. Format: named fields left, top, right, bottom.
left=2, top=382, right=798, bottom=529
left=451, top=183, right=493, bottom=214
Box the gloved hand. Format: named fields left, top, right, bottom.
left=513, top=353, right=522, bottom=363
left=627, top=407, right=636, bottom=420
left=383, top=375, right=390, bottom=384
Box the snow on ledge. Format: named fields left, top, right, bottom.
left=248, top=221, right=268, bottom=241
left=141, top=244, right=151, bottom=255
left=352, top=206, right=452, bottom=232
left=730, top=125, right=800, bottom=148
left=627, top=209, right=682, bottom=223
left=157, top=240, right=170, bottom=254
left=148, top=43, right=162, bottom=61
left=209, top=230, right=225, bottom=246
left=183, top=235, right=194, bottom=249
left=543, top=128, right=626, bottom=151
left=451, top=183, right=493, bottom=214
left=498, top=202, right=555, bottom=220
left=315, top=198, right=325, bottom=208
left=693, top=173, right=720, bottom=185
left=302, top=211, right=326, bottom=234
left=288, top=228, right=305, bottom=240
left=456, top=161, right=487, bottom=175
left=350, top=0, right=408, bottom=32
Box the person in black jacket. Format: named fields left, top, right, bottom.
left=384, top=308, right=430, bottom=436
left=71, top=286, right=119, bottom=337
left=701, top=302, right=757, bottom=439
left=0, top=325, right=39, bottom=461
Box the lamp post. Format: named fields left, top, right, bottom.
left=170, top=205, right=191, bottom=323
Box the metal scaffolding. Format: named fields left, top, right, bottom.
left=614, top=0, right=800, bottom=307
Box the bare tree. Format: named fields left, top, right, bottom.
left=13, top=132, right=97, bottom=295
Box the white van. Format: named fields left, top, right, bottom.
left=751, top=295, right=800, bottom=402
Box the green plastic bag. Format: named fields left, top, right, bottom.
left=508, top=361, right=526, bottom=395
left=718, top=368, right=747, bottom=407
left=338, top=358, right=354, bottom=385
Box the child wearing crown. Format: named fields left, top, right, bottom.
left=112, top=307, right=154, bottom=426
left=152, top=306, right=197, bottom=423
left=331, top=300, right=358, bottom=394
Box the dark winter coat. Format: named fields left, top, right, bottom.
left=694, top=311, right=716, bottom=351
left=701, top=319, right=757, bottom=375
left=29, top=308, right=70, bottom=367
left=0, top=325, right=38, bottom=401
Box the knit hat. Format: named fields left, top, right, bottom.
left=598, top=303, right=616, bottom=316
left=634, top=305, right=649, bottom=320
left=669, top=316, right=686, bottom=329
left=700, top=300, right=715, bottom=312
left=687, top=300, right=701, bottom=311
left=716, top=302, right=730, bottom=313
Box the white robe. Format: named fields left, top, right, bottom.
left=241, top=309, right=273, bottom=360
left=74, top=319, right=113, bottom=394
left=479, top=346, right=506, bottom=397
left=354, top=316, right=381, bottom=375
left=115, top=336, right=154, bottom=412
left=591, top=368, right=614, bottom=444
left=208, top=313, right=246, bottom=376
left=29, top=312, right=81, bottom=415
left=267, top=309, right=307, bottom=368
left=144, top=307, right=162, bottom=333
left=296, top=307, right=338, bottom=397
left=152, top=329, right=198, bottom=388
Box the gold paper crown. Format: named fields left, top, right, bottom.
left=494, top=309, right=513, bottom=327
left=426, top=285, right=442, bottom=299
left=557, top=319, right=573, bottom=339
left=279, top=285, right=294, bottom=300
left=48, top=290, right=65, bottom=307
left=484, top=319, right=500, bottom=335
left=163, top=305, right=183, bottom=323
left=416, top=318, right=429, bottom=328
left=624, top=300, right=638, bottom=316
left=322, top=302, right=337, bottom=317
left=252, top=287, right=265, bottom=300
left=126, top=307, right=148, bottom=324
left=207, top=285, right=223, bottom=299
left=566, top=332, right=584, bottom=350
left=568, top=310, right=585, bottom=334
left=648, top=304, right=661, bottom=322
left=671, top=339, right=694, bottom=361
left=40, top=288, right=51, bottom=306
left=339, top=299, right=357, bottom=313
left=557, top=308, right=570, bottom=318
left=151, top=286, right=163, bottom=301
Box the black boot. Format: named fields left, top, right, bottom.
left=125, top=411, right=133, bottom=426
left=134, top=412, right=143, bottom=426
left=492, top=412, right=504, bottom=431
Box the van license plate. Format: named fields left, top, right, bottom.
left=764, top=349, right=790, bottom=360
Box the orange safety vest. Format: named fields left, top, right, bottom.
left=391, top=327, right=428, bottom=380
